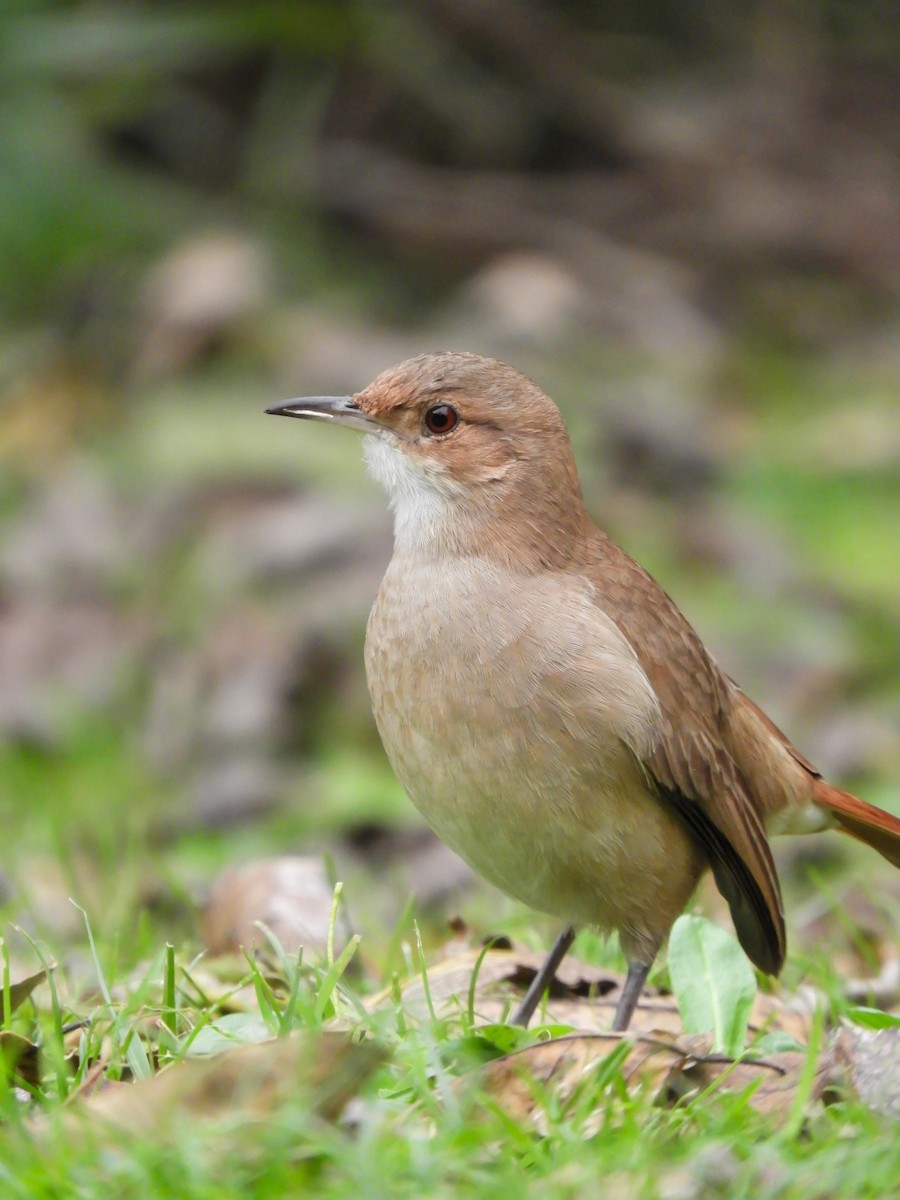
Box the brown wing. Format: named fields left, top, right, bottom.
left=733, top=685, right=822, bottom=778
left=587, top=534, right=786, bottom=975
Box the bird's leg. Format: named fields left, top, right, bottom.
left=509, top=925, right=576, bottom=1027
left=611, top=959, right=651, bottom=1031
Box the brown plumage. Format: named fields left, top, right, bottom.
left=267, top=351, right=900, bottom=1030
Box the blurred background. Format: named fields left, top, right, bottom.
left=0, top=0, right=897, bottom=976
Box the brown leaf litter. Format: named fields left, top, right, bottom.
left=64, top=1031, right=387, bottom=1135
left=371, top=944, right=898, bottom=1124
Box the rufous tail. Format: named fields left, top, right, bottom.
left=814, top=782, right=900, bottom=868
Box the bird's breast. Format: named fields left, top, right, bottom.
left=364, top=555, right=698, bottom=935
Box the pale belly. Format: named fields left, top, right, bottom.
left=364, top=558, right=703, bottom=955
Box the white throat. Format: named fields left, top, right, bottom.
left=363, top=435, right=456, bottom=553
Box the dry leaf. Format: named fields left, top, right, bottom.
left=0, top=965, right=54, bottom=1021
left=368, top=946, right=635, bottom=1028
left=674, top=1033, right=835, bottom=1121
left=202, top=856, right=353, bottom=959
left=70, top=1031, right=387, bottom=1133
left=831, top=1024, right=900, bottom=1120
left=369, top=944, right=817, bottom=1045
left=0, top=1030, right=41, bottom=1089
left=479, top=1033, right=688, bottom=1133
left=477, top=1028, right=839, bottom=1131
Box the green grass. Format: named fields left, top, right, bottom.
left=0, top=914, right=898, bottom=1200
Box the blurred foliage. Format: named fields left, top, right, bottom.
left=2, top=0, right=898, bottom=337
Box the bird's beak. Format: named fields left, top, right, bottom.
left=265, top=395, right=381, bottom=435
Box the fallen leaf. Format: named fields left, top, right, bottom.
left=0, top=965, right=53, bottom=1021
left=202, top=856, right=353, bottom=960
left=478, top=1033, right=688, bottom=1133
left=674, top=1033, right=835, bottom=1121
left=70, top=1030, right=387, bottom=1132
left=831, top=1023, right=900, bottom=1120
left=368, top=946, right=627, bottom=1027
left=476, top=1028, right=839, bottom=1131
left=369, top=944, right=816, bottom=1044
left=0, top=1030, right=41, bottom=1089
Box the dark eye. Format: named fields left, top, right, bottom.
left=423, top=403, right=459, bottom=436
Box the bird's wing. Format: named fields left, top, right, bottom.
left=589, top=538, right=786, bottom=974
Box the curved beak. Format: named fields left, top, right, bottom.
left=265, top=395, right=380, bottom=435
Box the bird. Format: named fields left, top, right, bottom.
left=266, top=351, right=900, bottom=1031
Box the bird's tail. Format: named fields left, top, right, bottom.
left=814, top=782, right=900, bottom=868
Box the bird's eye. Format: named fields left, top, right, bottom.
left=423, top=404, right=459, bottom=436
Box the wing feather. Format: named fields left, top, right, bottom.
left=587, top=535, right=786, bottom=974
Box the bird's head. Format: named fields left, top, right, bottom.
left=267, top=351, right=587, bottom=565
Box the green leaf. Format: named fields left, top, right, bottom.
left=751, top=1031, right=806, bottom=1055
left=472, top=1024, right=537, bottom=1056
left=184, top=1013, right=274, bottom=1056
left=441, top=1034, right=509, bottom=1069
left=668, top=915, right=757, bottom=1056
left=846, top=1007, right=900, bottom=1030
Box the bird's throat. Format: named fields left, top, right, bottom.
left=363, top=435, right=460, bottom=555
